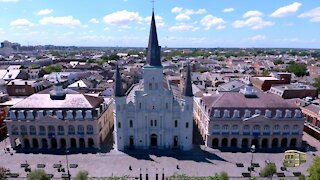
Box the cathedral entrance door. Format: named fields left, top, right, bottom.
left=150, top=134, right=157, bottom=147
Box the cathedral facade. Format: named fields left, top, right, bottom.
left=113, top=11, right=194, bottom=151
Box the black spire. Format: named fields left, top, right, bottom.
left=183, top=63, right=193, bottom=97
left=146, top=11, right=162, bottom=67
left=114, top=63, right=124, bottom=97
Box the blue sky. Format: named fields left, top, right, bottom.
left=0, top=0, right=320, bottom=48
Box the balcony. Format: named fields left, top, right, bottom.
left=243, top=132, right=250, bottom=136
left=231, top=131, right=239, bottom=135
left=39, top=132, right=46, bottom=136
left=263, top=132, right=270, bottom=135
left=273, top=132, right=281, bottom=135
left=221, top=131, right=229, bottom=135
left=58, top=132, right=64, bottom=136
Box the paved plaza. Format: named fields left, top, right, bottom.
left=0, top=133, right=319, bottom=179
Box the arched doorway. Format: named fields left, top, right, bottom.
left=79, top=138, right=85, bottom=148
left=150, top=134, right=157, bottom=147
left=251, top=139, right=259, bottom=148
left=24, top=139, right=30, bottom=148
left=32, top=139, right=39, bottom=148
left=129, top=136, right=134, bottom=148
left=272, top=138, right=278, bottom=148
left=221, top=138, right=228, bottom=147
left=289, top=138, right=297, bottom=147
left=212, top=138, right=219, bottom=148
left=242, top=138, right=249, bottom=148
left=60, top=139, right=66, bottom=149
left=231, top=138, right=238, bottom=147
left=41, top=139, right=48, bottom=149
left=88, top=138, right=94, bottom=148
left=70, top=138, right=77, bottom=148
left=281, top=138, right=287, bottom=147
left=262, top=139, right=268, bottom=148
left=51, top=138, right=57, bottom=149
left=173, top=136, right=178, bottom=147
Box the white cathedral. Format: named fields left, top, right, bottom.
left=113, top=11, right=194, bottom=151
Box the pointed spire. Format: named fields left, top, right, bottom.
left=183, top=63, right=193, bottom=97
left=114, top=63, right=124, bottom=97
left=146, top=11, right=162, bottom=67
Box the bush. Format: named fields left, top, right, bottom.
left=74, top=170, right=89, bottom=180
left=260, top=163, right=276, bottom=177
left=27, top=169, right=50, bottom=180
left=0, top=167, right=7, bottom=180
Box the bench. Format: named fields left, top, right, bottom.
left=293, top=172, right=301, bottom=176
left=53, top=164, right=62, bottom=168
left=37, top=164, right=46, bottom=168
left=69, top=164, right=78, bottom=168
left=277, top=172, right=285, bottom=177
left=236, top=163, right=244, bottom=167
left=242, top=172, right=251, bottom=177
left=20, top=163, right=29, bottom=168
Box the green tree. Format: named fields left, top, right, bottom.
left=285, top=62, right=307, bottom=77
left=260, top=163, right=277, bottom=177
left=74, top=170, right=89, bottom=180
left=262, top=69, right=270, bottom=76
left=308, top=157, right=320, bottom=180
left=312, top=77, right=320, bottom=93
left=298, top=174, right=306, bottom=180
left=43, top=65, right=62, bottom=74
left=27, top=169, right=50, bottom=180
left=274, top=60, right=284, bottom=65
left=0, top=166, right=7, bottom=180
left=87, top=59, right=95, bottom=63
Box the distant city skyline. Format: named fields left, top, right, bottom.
left=0, top=0, right=319, bottom=48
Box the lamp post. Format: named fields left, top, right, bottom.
left=65, top=148, right=70, bottom=180
left=249, top=145, right=256, bottom=177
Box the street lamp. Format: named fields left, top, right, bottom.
left=65, top=148, right=71, bottom=179
left=249, top=145, right=256, bottom=177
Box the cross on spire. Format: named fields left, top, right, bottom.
left=151, top=0, right=156, bottom=11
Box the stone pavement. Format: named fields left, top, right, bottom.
left=0, top=133, right=318, bottom=179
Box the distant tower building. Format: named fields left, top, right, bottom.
left=113, top=11, right=194, bottom=151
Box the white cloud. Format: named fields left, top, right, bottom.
left=171, top=7, right=183, bottom=13
left=232, top=17, right=274, bottom=29
left=39, top=16, right=82, bottom=27
left=104, top=27, right=110, bottom=31
left=299, top=7, right=320, bottom=22
left=216, top=25, right=225, bottom=30
left=169, top=24, right=200, bottom=32
left=243, top=10, right=263, bottom=18
left=89, top=18, right=99, bottom=24
left=200, top=15, right=225, bottom=30
left=36, top=9, right=53, bottom=16
left=176, top=13, right=190, bottom=21
left=0, top=0, right=18, bottom=2
left=10, top=18, right=34, bottom=27
left=103, top=10, right=142, bottom=25
left=222, top=8, right=234, bottom=13
left=271, top=2, right=302, bottom=17
left=248, top=35, right=266, bottom=41
left=173, top=8, right=207, bottom=21
left=144, top=15, right=165, bottom=27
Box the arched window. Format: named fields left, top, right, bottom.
left=58, top=126, right=64, bottom=135
left=20, top=125, right=27, bottom=135
left=39, top=126, right=46, bottom=135
left=273, top=124, right=280, bottom=134
left=129, top=120, right=133, bottom=128
left=283, top=125, right=290, bottom=134
left=243, top=125, right=250, bottom=133
left=68, top=125, right=75, bottom=135
left=87, top=125, right=93, bottom=134
left=149, top=83, right=152, bottom=90
left=154, top=120, right=157, bottom=126
left=253, top=125, right=260, bottom=133
left=292, top=125, right=299, bottom=134
left=232, top=125, right=238, bottom=132
left=150, top=120, right=153, bottom=127
left=186, top=122, right=189, bottom=128
left=174, top=120, right=178, bottom=128
left=118, top=122, right=121, bottom=129
left=78, top=125, right=84, bottom=135
left=11, top=125, right=18, bottom=135
left=29, top=126, right=36, bottom=135
left=48, top=126, right=55, bottom=135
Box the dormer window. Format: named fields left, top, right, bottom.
left=244, top=109, right=251, bottom=118
left=294, top=109, right=302, bottom=118
left=213, top=109, right=220, bottom=118
left=285, top=110, right=292, bottom=118
left=223, top=109, right=230, bottom=118
left=233, top=110, right=240, bottom=118
left=265, top=109, right=272, bottom=118
left=255, top=109, right=261, bottom=115
left=275, top=109, right=282, bottom=118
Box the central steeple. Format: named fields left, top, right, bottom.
left=146, top=11, right=162, bottom=67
